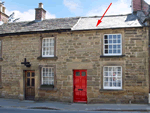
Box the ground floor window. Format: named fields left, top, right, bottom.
left=103, top=66, right=122, bottom=89
left=41, top=67, right=54, bottom=85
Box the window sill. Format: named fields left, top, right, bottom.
left=99, top=89, right=124, bottom=92
left=100, top=55, right=125, bottom=58
left=38, top=87, right=57, bottom=91
left=37, top=56, right=58, bottom=60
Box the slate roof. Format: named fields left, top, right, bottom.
left=0, top=13, right=145, bottom=35
left=72, top=14, right=144, bottom=31
left=0, top=17, right=80, bottom=35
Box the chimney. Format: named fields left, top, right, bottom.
left=35, top=3, right=46, bottom=21
left=0, top=2, right=8, bottom=23
left=132, top=0, right=149, bottom=15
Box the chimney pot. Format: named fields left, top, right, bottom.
left=2, top=6, right=5, bottom=13
left=39, top=3, right=43, bottom=8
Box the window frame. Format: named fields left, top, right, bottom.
left=103, top=66, right=122, bottom=90
left=41, top=67, right=55, bottom=85
left=39, top=65, right=57, bottom=89
left=42, top=37, right=55, bottom=57
left=103, top=34, right=122, bottom=56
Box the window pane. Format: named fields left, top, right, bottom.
left=117, top=35, right=121, bottom=39
left=113, top=72, right=116, bottom=76
left=118, top=40, right=121, bottom=43
left=117, top=45, right=121, bottom=48
left=50, top=43, right=54, bottom=46
left=105, top=50, right=108, bottom=54
left=32, top=72, right=35, bottom=77
left=109, top=50, right=112, bottom=53
left=76, top=72, right=80, bottom=76
left=113, top=35, right=116, bottom=40
left=109, top=45, right=112, bottom=49
left=49, top=68, right=51, bottom=73
left=117, top=80, right=121, bottom=87
left=109, top=40, right=112, bottom=43
left=27, top=78, right=30, bottom=86
left=113, top=77, right=116, bottom=81
left=113, top=45, right=116, bottom=49
left=32, top=78, right=34, bottom=86
left=109, top=72, right=112, bottom=76
left=109, top=77, right=113, bottom=81
left=43, top=77, right=47, bottom=81
left=104, top=35, right=108, bottom=39
left=43, top=72, right=46, bottom=77
left=109, top=35, right=112, bottom=39
left=104, top=72, right=108, bottom=76
left=117, top=50, right=121, bottom=53
left=104, top=67, right=108, bottom=71
left=104, top=82, right=108, bottom=86
left=82, top=72, right=86, bottom=76
left=118, top=67, right=121, bottom=71
left=105, top=45, right=108, bottom=49
left=113, top=67, right=117, bottom=71
left=51, top=81, right=54, bottom=85
left=43, top=68, right=45, bottom=73
left=113, top=81, right=116, bottom=87
left=110, top=82, right=112, bottom=86
left=27, top=72, right=30, bottom=77
left=105, top=40, right=108, bottom=44
left=113, top=50, right=116, bottom=53
left=104, top=77, right=108, bottom=81
left=109, top=67, right=113, bottom=71
left=46, top=68, right=48, bottom=73
left=113, top=40, right=117, bottom=43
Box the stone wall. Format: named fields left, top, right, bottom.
left=0, top=27, right=149, bottom=104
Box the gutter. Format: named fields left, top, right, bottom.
left=0, top=29, right=71, bottom=36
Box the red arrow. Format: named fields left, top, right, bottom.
left=96, top=3, right=112, bottom=27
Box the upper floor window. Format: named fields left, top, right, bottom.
left=103, top=66, right=122, bottom=89
left=104, top=34, right=122, bottom=56
left=42, top=38, right=54, bottom=57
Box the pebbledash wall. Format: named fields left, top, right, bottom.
left=0, top=27, right=149, bottom=104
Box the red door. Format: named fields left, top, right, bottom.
left=73, top=70, right=87, bottom=103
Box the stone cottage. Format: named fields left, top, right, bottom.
left=0, top=0, right=149, bottom=104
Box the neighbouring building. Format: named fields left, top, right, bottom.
left=0, top=0, right=149, bottom=104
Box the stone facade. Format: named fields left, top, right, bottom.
left=0, top=27, right=149, bottom=104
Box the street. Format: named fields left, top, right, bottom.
left=0, top=107, right=150, bottom=113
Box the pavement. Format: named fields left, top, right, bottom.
left=0, top=98, right=150, bottom=111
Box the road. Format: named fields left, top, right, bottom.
left=0, top=107, right=149, bottom=113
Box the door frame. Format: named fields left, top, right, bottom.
left=73, top=69, right=87, bottom=103
left=24, top=70, right=35, bottom=100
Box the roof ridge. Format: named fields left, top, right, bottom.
left=1, top=17, right=81, bottom=25
left=81, top=13, right=132, bottom=18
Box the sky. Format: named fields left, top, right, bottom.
left=2, top=0, right=150, bottom=22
